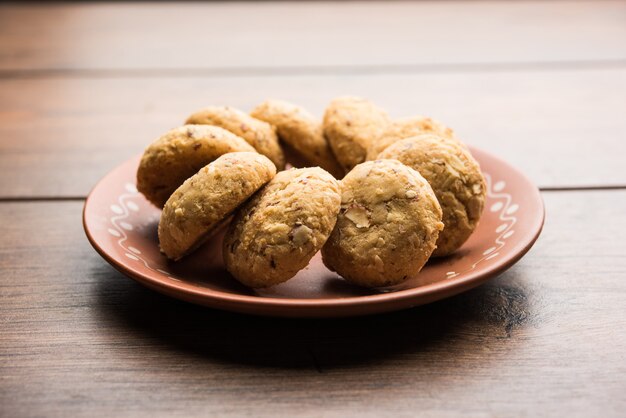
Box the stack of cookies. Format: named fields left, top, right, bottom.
left=136, top=97, right=486, bottom=289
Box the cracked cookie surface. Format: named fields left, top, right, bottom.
left=366, top=115, right=461, bottom=160
left=159, top=152, right=276, bottom=261
left=223, top=167, right=341, bottom=288
left=379, top=134, right=486, bottom=256
left=137, top=125, right=256, bottom=208
left=323, top=96, right=390, bottom=172
left=185, top=106, right=285, bottom=169
left=251, top=99, right=344, bottom=178
left=321, top=159, right=443, bottom=287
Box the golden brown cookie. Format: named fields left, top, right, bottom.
left=158, top=152, right=276, bottom=261
left=323, top=96, right=390, bottom=172
left=379, top=134, right=486, bottom=256
left=250, top=99, right=344, bottom=178
left=223, top=167, right=341, bottom=288
left=366, top=115, right=461, bottom=160
left=185, top=106, right=285, bottom=169
left=137, top=125, right=256, bottom=208
left=321, top=159, right=443, bottom=287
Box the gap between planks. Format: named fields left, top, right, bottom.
left=1, top=59, right=626, bottom=79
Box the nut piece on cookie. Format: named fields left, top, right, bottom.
left=251, top=99, right=344, bottom=178
left=159, top=152, right=276, bottom=261
left=321, top=159, right=444, bottom=288
left=185, top=106, right=285, bottom=170
left=323, top=96, right=390, bottom=172
left=379, top=134, right=486, bottom=257
left=137, top=125, right=256, bottom=208
left=366, top=115, right=462, bottom=160
left=223, top=167, right=341, bottom=288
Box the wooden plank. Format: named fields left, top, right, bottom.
left=1, top=191, right=625, bottom=417
left=1, top=68, right=625, bottom=197
left=0, top=1, right=625, bottom=71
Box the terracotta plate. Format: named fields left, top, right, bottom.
left=83, top=147, right=544, bottom=317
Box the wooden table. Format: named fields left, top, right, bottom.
left=1, top=2, right=625, bottom=416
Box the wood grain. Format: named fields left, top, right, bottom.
left=1, top=1, right=624, bottom=416
left=1, top=67, right=625, bottom=198
left=1, top=1, right=625, bottom=72
left=1, top=191, right=625, bottom=417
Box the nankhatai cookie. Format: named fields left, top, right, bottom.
left=158, top=152, right=276, bottom=261
left=223, top=167, right=341, bottom=288
left=185, top=106, right=285, bottom=169
left=250, top=99, right=344, bottom=178
left=321, top=159, right=443, bottom=287
left=379, top=134, right=486, bottom=256
left=137, top=125, right=255, bottom=207
left=323, top=97, right=390, bottom=172
left=366, top=115, right=461, bottom=160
